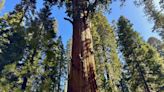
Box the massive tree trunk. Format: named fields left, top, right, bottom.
left=68, top=19, right=98, bottom=92
left=68, top=0, right=98, bottom=92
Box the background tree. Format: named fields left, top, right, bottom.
left=133, top=0, right=164, bottom=40
left=147, top=37, right=164, bottom=57
left=147, top=37, right=161, bottom=48
left=91, top=12, right=122, bottom=92
left=0, top=0, right=5, bottom=10
left=0, top=1, right=67, bottom=91
left=117, top=16, right=164, bottom=92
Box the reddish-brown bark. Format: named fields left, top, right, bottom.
left=67, top=0, right=98, bottom=92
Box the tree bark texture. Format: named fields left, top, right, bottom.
left=68, top=0, right=98, bottom=92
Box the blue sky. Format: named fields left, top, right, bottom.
left=0, top=0, right=161, bottom=47
left=107, top=0, right=160, bottom=40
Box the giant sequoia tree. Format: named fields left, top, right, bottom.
left=1, top=0, right=164, bottom=92
left=65, top=12, right=122, bottom=92
left=43, top=0, right=116, bottom=91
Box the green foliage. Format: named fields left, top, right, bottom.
left=0, top=1, right=67, bottom=91
left=91, top=12, right=122, bottom=92
left=134, top=0, right=164, bottom=40
left=0, top=0, right=5, bottom=11
left=45, top=0, right=112, bottom=18
left=0, top=18, right=26, bottom=71
left=117, top=16, right=164, bottom=92
left=147, top=37, right=164, bottom=57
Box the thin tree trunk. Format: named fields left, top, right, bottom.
left=21, top=49, right=36, bottom=90
left=68, top=0, right=98, bottom=92
left=120, top=79, right=125, bottom=92
left=136, top=62, right=150, bottom=92
left=21, top=76, right=28, bottom=90
left=102, top=45, right=118, bottom=92
left=57, top=56, right=62, bottom=92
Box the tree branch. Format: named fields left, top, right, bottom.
left=64, top=17, right=73, bottom=24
